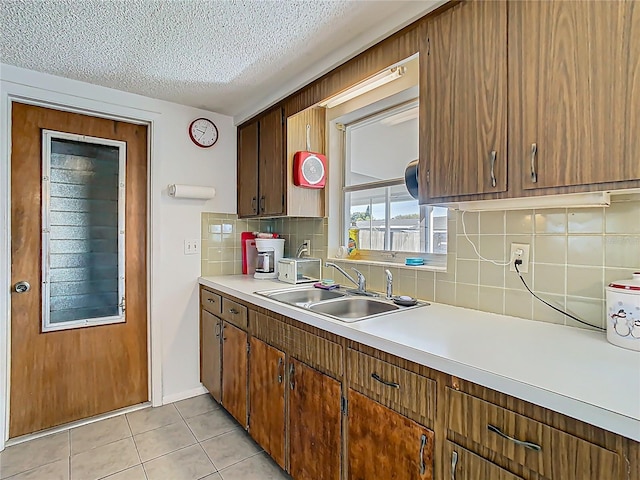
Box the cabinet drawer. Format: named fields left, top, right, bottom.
left=288, top=324, right=342, bottom=378
left=201, top=289, right=222, bottom=315
left=445, top=441, right=524, bottom=480
left=347, top=348, right=436, bottom=423
left=447, top=389, right=619, bottom=480
left=220, top=298, right=248, bottom=329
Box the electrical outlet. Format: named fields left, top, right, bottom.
left=184, top=239, right=200, bottom=255
left=304, top=239, right=311, bottom=254
left=509, top=243, right=530, bottom=273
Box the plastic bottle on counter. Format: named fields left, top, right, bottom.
left=347, top=222, right=359, bottom=258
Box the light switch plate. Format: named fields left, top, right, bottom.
left=184, top=239, right=200, bottom=255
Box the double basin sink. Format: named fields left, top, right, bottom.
left=256, top=286, right=428, bottom=322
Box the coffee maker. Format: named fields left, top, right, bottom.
left=254, top=238, right=285, bottom=279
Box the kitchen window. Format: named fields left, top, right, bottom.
left=343, top=101, right=447, bottom=262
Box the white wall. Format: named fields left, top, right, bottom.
left=0, top=64, right=236, bottom=449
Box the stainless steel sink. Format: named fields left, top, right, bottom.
left=259, top=287, right=346, bottom=306
left=308, top=297, right=400, bottom=322
left=256, top=285, right=429, bottom=322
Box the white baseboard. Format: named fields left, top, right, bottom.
left=162, top=385, right=208, bottom=405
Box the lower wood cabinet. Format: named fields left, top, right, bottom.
left=289, top=357, right=342, bottom=480
left=447, top=388, right=621, bottom=480
left=200, top=310, right=222, bottom=402
left=222, top=321, right=248, bottom=427
left=199, top=287, right=639, bottom=480
left=248, top=337, right=286, bottom=468
left=348, top=389, right=434, bottom=480
left=445, top=441, right=524, bottom=480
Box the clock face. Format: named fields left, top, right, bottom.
left=189, top=118, right=218, bottom=148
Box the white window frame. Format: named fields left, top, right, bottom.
left=41, top=130, right=126, bottom=332
left=342, top=103, right=447, bottom=263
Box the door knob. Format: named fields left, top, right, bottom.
left=14, top=281, right=31, bottom=293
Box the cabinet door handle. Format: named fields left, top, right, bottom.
left=489, top=150, right=497, bottom=187
left=530, top=143, right=538, bottom=183
left=277, top=357, right=283, bottom=384
left=419, top=434, right=427, bottom=475
left=214, top=323, right=220, bottom=338
left=289, top=362, right=295, bottom=390
left=371, top=372, right=400, bottom=389
left=260, top=195, right=265, bottom=213
left=450, top=450, right=458, bottom=480
left=251, top=196, right=257, bottom=214
left=228, top=308, right=239, bottom=315
left=488, top=424, right=542, bottom=452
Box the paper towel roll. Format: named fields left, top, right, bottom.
left=168, top=184, right=216, bottom=200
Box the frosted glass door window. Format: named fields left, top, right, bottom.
left=42, top=130, right=126, bottom=332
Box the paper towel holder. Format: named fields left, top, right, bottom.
left=167, top=184, right=216, bottom=200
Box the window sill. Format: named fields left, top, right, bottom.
left=326, top=257, right=446, bottom=273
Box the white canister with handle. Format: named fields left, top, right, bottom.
left=605, top=272, right=640, bottom=351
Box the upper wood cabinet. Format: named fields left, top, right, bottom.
left=237, top=106, right=325, bottom=218
left=237, top=107, right=285, bottom=217
left=509, top=0, right=640, bottom=191
left=237, top=121, right=259, bottom=217
left=420, top=0, right=507, bottom=201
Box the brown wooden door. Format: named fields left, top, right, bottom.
left=237, top=121, right=259, bottom=217
left=221, top=321, right=248, bottom=427
left=421, top=0, right=507, bottom=201
left=510, top=0, right=640, bottom=190
left=348, top=389, right=434, bottom=480
left=248, top=337, right=285, bottom=468
left=258, top=108, right=285, bottom=216
left=288, top=357, right=341, bottom=480
left=201, top=310, right=222, bottom=402
left=9, top=102, right=148, bottom=438
left=445, top=441, right=524, bottom=480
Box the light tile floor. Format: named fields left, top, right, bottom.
left=0, top=395, right=291, bottom=480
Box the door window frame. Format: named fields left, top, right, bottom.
left=41, top=130, right=127, bottom=332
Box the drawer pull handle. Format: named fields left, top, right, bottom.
left=228, top=308, right=239, bottom=315
left=488, top=424, right=542, bottom=452
left=451, top=450, right=458, bottom=480
left=489, top=150, right=497, bottom=187
left=419, top=434, right=427, bottom=475
left=206, top=298, right=216, bottom=303
left=371, top=373, right=400, bottom=389
left=530, top=143, right=538, bottom=183
left=277, top=357, right=283, bottom=384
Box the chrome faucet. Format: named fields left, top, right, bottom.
left=324, top=262, right=367, bottom=294
left=385, top=269, right=393, bottom=299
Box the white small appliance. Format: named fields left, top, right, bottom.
left=278, top=258, right=322, bottom=284
left=605, top=272, right=640, bottom=351
left=254, top=238, right=285, bottom=279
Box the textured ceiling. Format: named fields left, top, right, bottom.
left=0, top=0, right=441, bottom=121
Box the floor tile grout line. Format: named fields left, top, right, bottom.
left=125, top=415, right=144, bottom=467
left=210, top=449, right=266, bottom=474
left=1, top=455, right=69, bottom=480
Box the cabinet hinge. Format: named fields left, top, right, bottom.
left=341, top=396, right=348, bottom=416
left=282, top=194, right=285, bottom=207
left=427, top=37, right=430, bottom=56
left=281, top=110, right=285, bottom=125
left=247, top=413, right=251, bottom=429
left=247, top=342, right=250, bottom=354
left=426, top=169, right=430, bottom=184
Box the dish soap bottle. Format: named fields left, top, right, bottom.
left=348, top=222, right=359, bottom=258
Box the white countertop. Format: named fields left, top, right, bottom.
left=199, top=275, right=640, bottom=442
